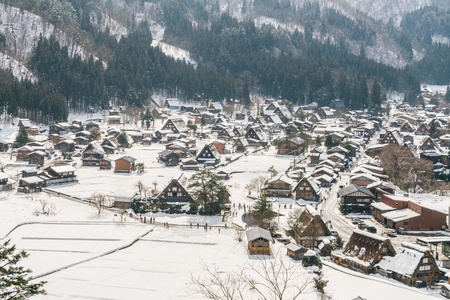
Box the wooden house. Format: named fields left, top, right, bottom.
left=276, top=137, right=305, bottom=156
left=286, top=242, right=308, bottom=260
left=101, top=138, right=118, bottom=154
left=293, top=177, right=321, bottom=201
left=263, top=175, right=293, bottom=198
left=74, top=136, right=90, bottom=145
left=375, top=242, right=439, bottom=286
left=42, top=164, right=78, bottom=186
left=318, top=239, right=333, bottom=256
left=19, top=176, right=45, bottom=193
left=419, top=136, right=438, bottom=151
left=27, top=151, right=46, bottom=165
left=333, top=229, right=396, bottom=274
left=81, top=142, right=105, bottom=166
left=165, top=98, right=181, bottom=110
left=181, top=158, right=200, bottom=170
left=208, top=102, right=223, bottom=114
left=161, top=118, right=188, bottom=134
left=217, top=128, right=235, bottom=140
left=0, top=172, right=14, bottom=192
left=294, top=205, right=332, bottom=248
left=159, top=150, right=180, bottom=166
left=0, top=140, right=9, bottom=152
left=18, top=119, right=38, bottom=135
left=196, top=144, right=221, bottom=166
left=381, top=130, right=402, bottom=145
left=246, top=226, right=273, bottom=255
left=158, top=175, right=192, bottom=204
left=17, top=146, right=33, bottom=161
left=99, top=158, right=112, bottom=170
left=59, top=140, right=75, bottom=153
left=399, top=122, right=414, bottom=133
left=233, top=138, right=249, bottom=153
left=84, top=121, right=100, bottom=132
left=415, top=123, right=429, bottom=135
left=114, top=156, right=136, bottom=173
left=338, top=184, right=375, bottom=214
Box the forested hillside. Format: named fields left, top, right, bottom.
left=0, top=0, right=448, bottom=123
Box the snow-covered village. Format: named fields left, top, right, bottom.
left=0, top=1, right=450, bottom=299
left=0, top=85, right=449, bottom=299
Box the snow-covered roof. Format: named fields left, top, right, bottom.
left=49, top=165, right=76, bottom=173
left=246, top=226, right=273, bottom=242
left=376, top=244, right=426, bottom=277
left=381, top=209, right=420, bottom=222
left=371, top=202, right=396, bottom=211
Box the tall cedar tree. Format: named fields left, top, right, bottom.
left=188, top=169, right=229, bottom=215
left=140, top=108, right=154, bottom=130
left=15, top=126, right=30, bottom=147
left=117, top=131, right=129, bottom=151
left=0, top=240, right=46, bottom=299
left=252, top=195, right=277, bottom=229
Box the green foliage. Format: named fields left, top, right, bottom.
left=15, top=126, right=30, bottom=147
left=315, top=136, right=321, bottom=146
left=314, top=276, right=328, bottom=294
left=0, top=240, right=46, bottom=299
left=188, top=169, right=229, bottom=215
left=252, top=196, right=277, bottom=229
left=333, top=235, right=344, bottom=250
left=268, top=165, right=278, bottom=178
left=324, top=136, right=335, bottom=149
left=302, top=253, right=322, bottom=269
left=135, top=163, right=145, bottom=173
left=140, top=108, right=154, bottom=130
left=131, top=197, right=148, bottom=214
left=117, top=131, right=128, bottom=150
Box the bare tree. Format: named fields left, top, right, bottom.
left=247, top=176, right=268, bottom=198
left=152, top=181, right=158, bottom=196
left=39, top=199, right=48, bottom=214
left=136, top=180, right=146, bottom=196
left=235, top=229, right=244, bottom=242
left=91, top=193, right=109, bottom=214
left=191, top=251, right=312, bottom=300
left=380, top=144, right=433, bottom=192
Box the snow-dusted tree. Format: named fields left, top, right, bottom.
left=15, top=126, right=30, bottom=147
left=188, top=169, right=229, bottom=215
left=117, top=131, right=128, bottom=151
left=90, top=193, right=109, bottom=214
left=252, top=195, right=277, bottom=230
left=0, top=240, right=46, bottom=299
left=140, top=108, right=154, bottom=130
left=246, top=176, right=267, bottom=198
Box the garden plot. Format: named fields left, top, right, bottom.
left=6, top=222, right=149, bottom=276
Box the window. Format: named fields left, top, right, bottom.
left=423, top=258, right=428, bottom=263
left=172, top=187, right=178, bottom=192
left=306, top=187, right=310, bottom=191
left=419, top=265, right=431, bottom=271
left=403, top=221, right=408, bottom=225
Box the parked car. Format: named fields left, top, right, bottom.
left=330, top=230, right=339, bottom=237
left=387, top=230, right=397, bottom=237
left=397, top=227, right=406, bottom=234
left=367, top=226, right=377, bottom=233
left=352, top=218, right=361, bottom=225
left=359, top=222, right=369, bottom=229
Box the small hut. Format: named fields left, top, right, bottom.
left=286, top=242, right=308, bottom=260
left=246, top=226, right=273, bottom=255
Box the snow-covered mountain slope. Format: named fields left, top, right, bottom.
left=151, top=40, right=197, bottom=66
left=90, top=11, right=128, bottom=41
left=0, top=3, right=91, bottom=61
left=0, top=52, right=37, bottom=83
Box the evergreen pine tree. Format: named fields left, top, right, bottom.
left=117, top=131, right=129, bottom=151
left=0, top=240, right=46, bottom=299
left=446, top=86, right=450, bottom=103
left=15, top=126, right=30, bottom=147
left=252, top=195, right=277, bottom=229
left=325, top=135, right=334, bottom=149
left=370, top=78, right=382, bottom=115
